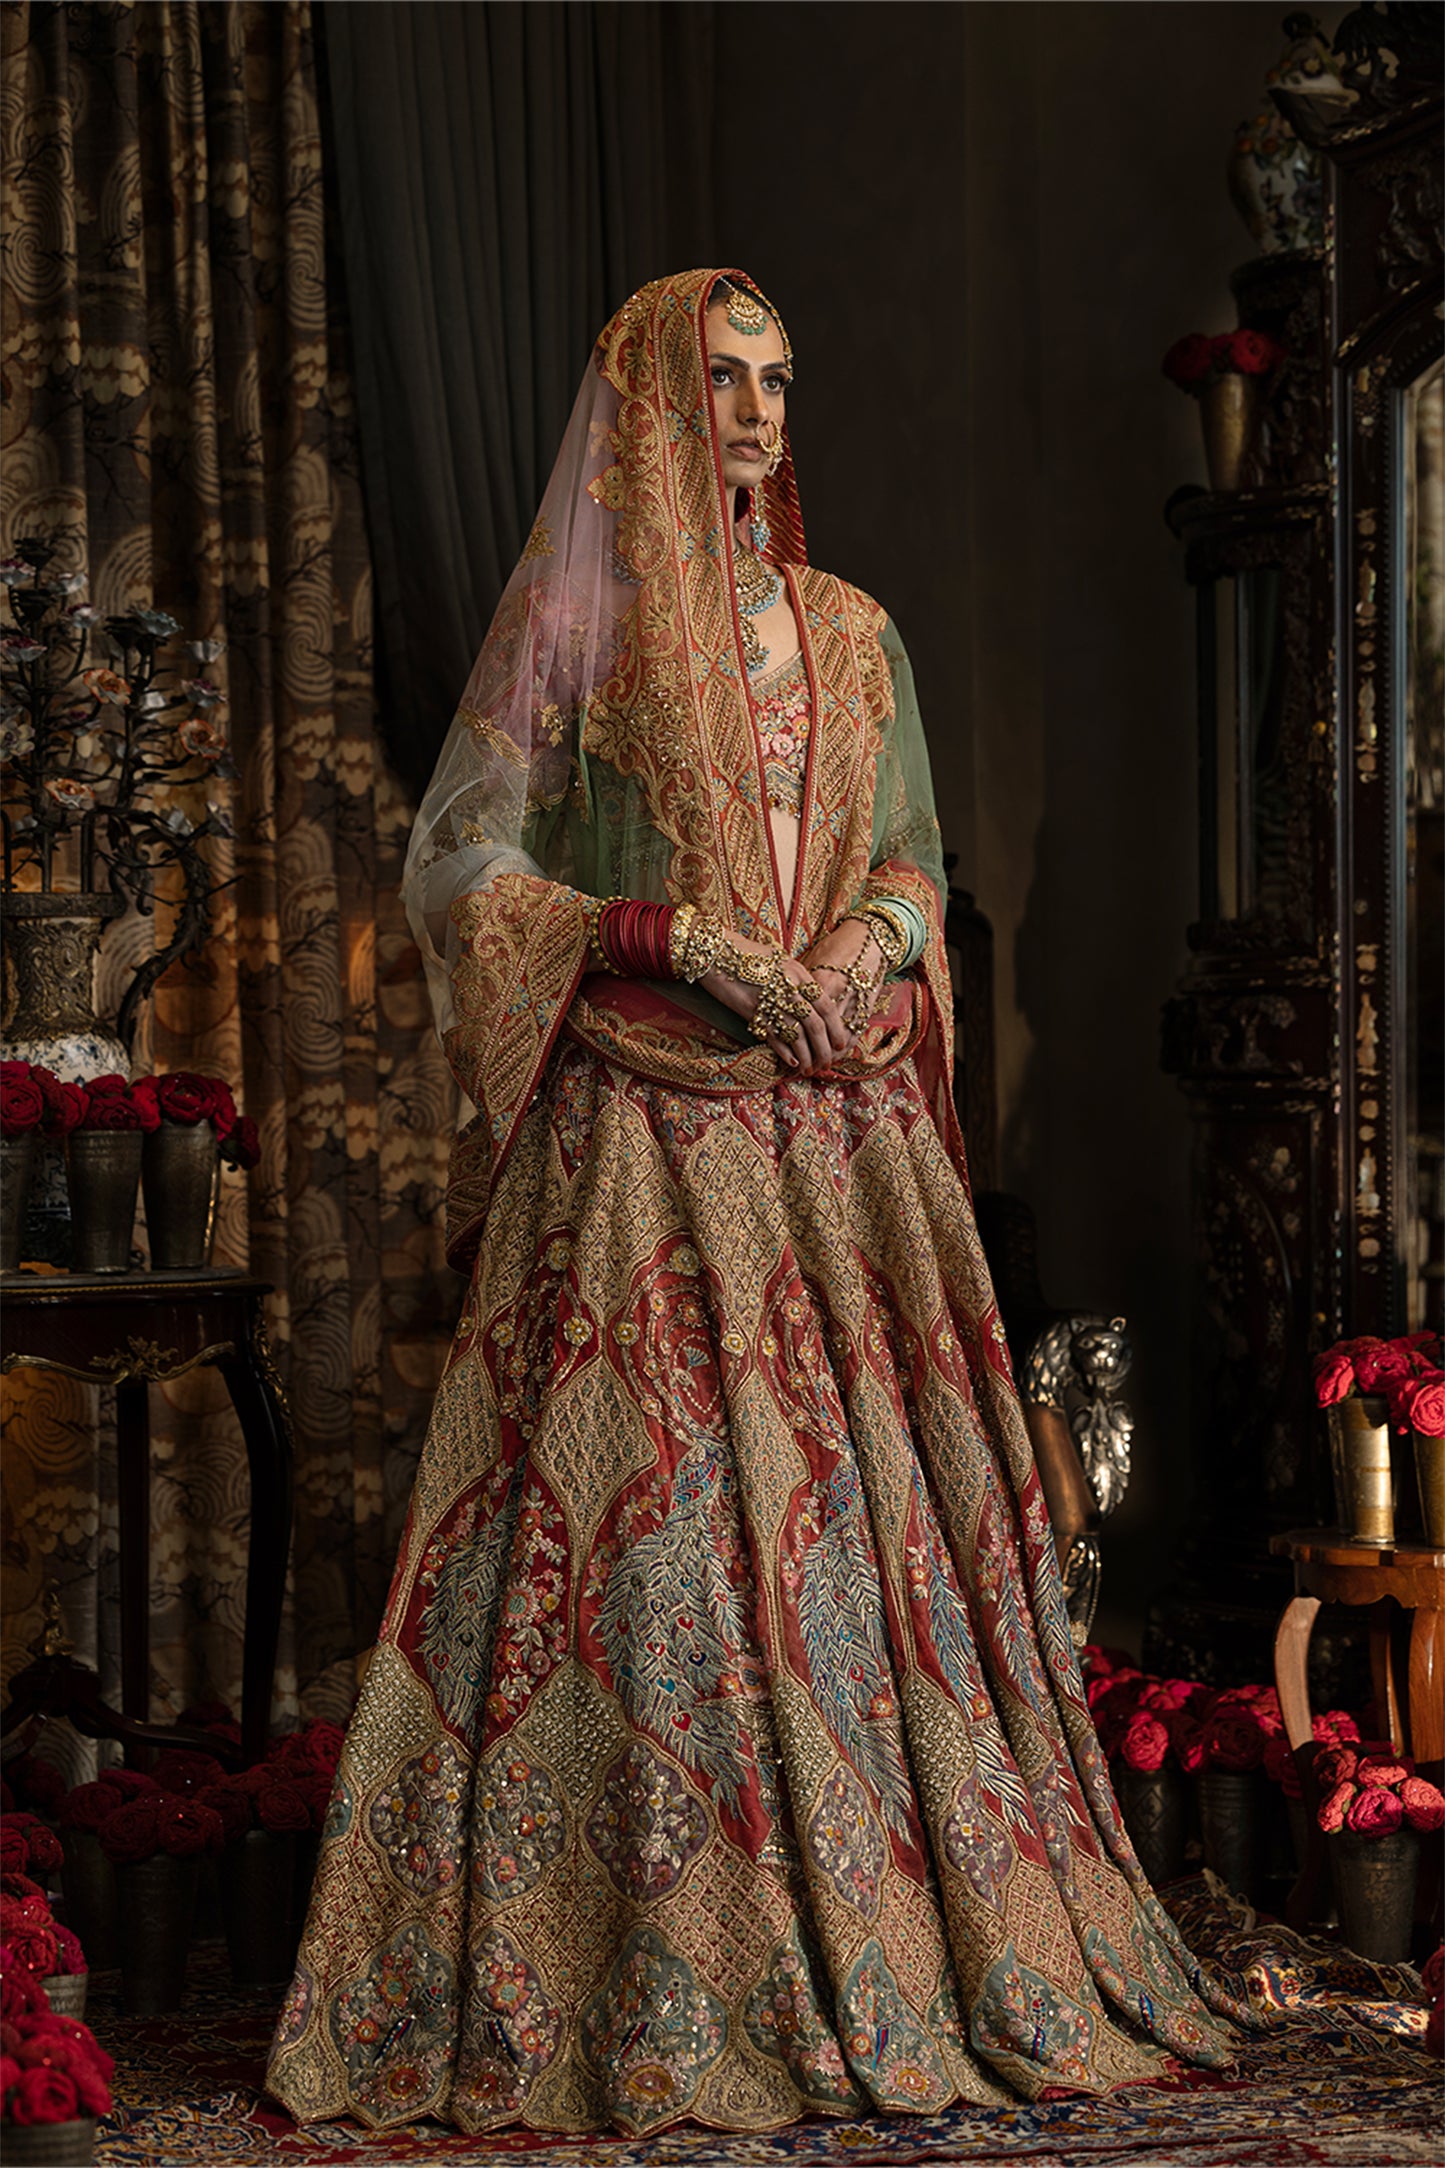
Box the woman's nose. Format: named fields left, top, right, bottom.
left=737, top=375, right=767, bottom=423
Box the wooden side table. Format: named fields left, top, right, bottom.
left=0, top=1269, right=293, bottom=1765
left=1271, top=1525, right=1445, bottom=1927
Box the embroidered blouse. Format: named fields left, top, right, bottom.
left=752, top=649, right=811, bottom=818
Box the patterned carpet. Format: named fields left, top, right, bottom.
left=89, top=1881, right=1440, bottom=2168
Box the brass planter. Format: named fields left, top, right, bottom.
left=1325, top=1396, right=1395, bottom=1545
left=1199, top=372, right=1263, bottom=493
left=60, top=1826, right=119, bottom=1970
left=1413, top=1429, right=1444, bottom=1549
left=115, top=1851, right=199, bottom=2014
left=141, top=1119, right=219, bottom=1269
left=1331, top=1828, right=1418, bottom=1963
left=0, top=2119, right=97, bottom=2165
left=1, top=1129, right=37, bottom=1270
left=65, top=1129, right=143, bottom=1273
left=39, top=1968, right=88, bottom=2017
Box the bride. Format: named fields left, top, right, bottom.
left=266, top=267, right=1236, bottom=2138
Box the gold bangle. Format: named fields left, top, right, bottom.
left=859, top=903, right=910, bottom=974
left=677, top=912, right=726, bottom=983
left=667, top=902, right=698, bottom=980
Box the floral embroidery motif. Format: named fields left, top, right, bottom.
left=585, top=1741, right=709, bottom=1902
left=273, top=1961, right=314, bottom=2054
left=327, top=1922, right=455, bottom=2118
left=971, top=1945, right=1096, bottom=2087
left=838, top=1940, right=951, bottom=2109
left=806, top=1763, right=885, bottom=1919
left=743, top=1926, right=863, bottom=2108
left=580, top=1925, right=728, bottom=2129
left=941, top=1773, right=1013, bottom=1911
left=470, top=1751, right=567, bottom=1903
left=753, top=649, right=811, bottom=817
left=454, top=1930, right=562, bottom=2118
left=416, top=1461, right=525, bottom=1735
left=367, top=1738, right=468, bottom=1895
left=321, top=1773, right=353, bottom=1847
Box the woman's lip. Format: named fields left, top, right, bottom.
left=730, top=443, right=764, bottom=460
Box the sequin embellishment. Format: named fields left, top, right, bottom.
left=753, top=650, right=811, bottom=818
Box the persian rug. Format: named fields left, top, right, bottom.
left=90, top=1882, right=1441, bottom=2167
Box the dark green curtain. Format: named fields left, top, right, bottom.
left=320, top=1, right=716, bottom=795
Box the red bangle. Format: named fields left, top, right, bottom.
left=596, top=901, right=676, bottom=979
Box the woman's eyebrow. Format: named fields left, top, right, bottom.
left=708, top=350, right=790, bottom=372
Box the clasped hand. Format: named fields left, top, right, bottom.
left=701, top=921, right=882, bottom=1074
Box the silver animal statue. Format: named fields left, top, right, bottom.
left=1019, top=1314, right=1135, bottom=1641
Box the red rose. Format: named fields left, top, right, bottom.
left=1203, top=1708, right=1266, bottom=1772
left=1080, top=1644, right=1133, bottom=1682
left=0, top=1068, right=46, bottom=1136
left=3, top=1926, right=58, bottom=1979
left=0, top=1832, right=26, bottom=1878
left=84, top=1073, right=129, bottom=1099
left=1227, top=327, right=1285, bottom=376
left=256, top=1782, right=311, bottom=1835
left=1314, top=1708, right=1361, bottom=1744
left=1313, top=1744, right=1359, bottom=1789
left=1314, top=1350, right=1356, bottom=1406
left=1167, top=1708, right=1212, bottom=1775
left=0, top=1962, right=40, bottom=2023
left=1402, top=1375, right=1445, bottom=1439
left=97, top=1797, right=160, bottom=1865
left=154, top=1072, right=225, bottom=1128
left=1400, top=1778, right=1445, bottom=1833
left=209, top=1079, right=237, bottom=1142
left=8, top=2063, right=78, bottom=2125
left=1117, top=1713, right=1170, bottom=1773
left=59, top=1784, right=120, bottom=1836
left=42, top=1081, right=87, bottom=1137
left=95, top=1769, right=158, bottom=1800
left=1318, top=1780, right=1354, bottom=1833
left=1345, top=1786, right=1405, bottom=1835
left=0, top=2051, right=17, bottom=2096
left=220, top=1113, right=261, bottom=1170
left=1357, top=1755, right=1412, bottom=1788
left=153, top=1798, right=224, bottom=1857
left=1162, top=333, right=1214, bottom=389
left=77, top=1086, right=146, bottom=1132
left=37, top=2011, right=112, bottom=2082
left=196, top=1784, right=252, bottom=1844
left=50, top=1926, right=86, bottom=1976
left=0, top=1875, right=44, bottom=1903
left=149, top=1750, right=225, bottom=1797
left=1423, top=1945, right=1444, bottom=2001
left=1353, top=1343, right=1414, bottom=1393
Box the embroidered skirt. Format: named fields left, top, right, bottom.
left=266, top=1039, right=1235, bottom=2136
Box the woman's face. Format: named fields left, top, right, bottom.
left=704, top=301, right=790, bottom=500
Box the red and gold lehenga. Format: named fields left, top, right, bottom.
left=266, top=269, right=1239, bottom=2138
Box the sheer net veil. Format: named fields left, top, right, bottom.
left=403, top=268, right=802, bottom=1035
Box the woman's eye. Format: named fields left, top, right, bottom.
left=710, top=367, right=733, bottom=387
left=765, top=377, right=790, bottom=395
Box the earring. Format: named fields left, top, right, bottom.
left=750, top=485, right=771, bottom=559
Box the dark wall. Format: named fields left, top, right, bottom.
left=713, top=2, right=1305, bottom=1646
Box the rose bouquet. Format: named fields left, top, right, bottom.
left=1162, top=327, right=1286, bottom=392
left=1314, top=1333, right=1443, bottom=1433
left=132, top=1071, right=260, bottom=1171
left=94, top=1793, right=224, bottom=1867
left=0, top=1760, right=66, bottom=1823
left=1315, top=1745, right=1445, bottom=1838
left=0, top=1980, right=113, bottom=2130
left=50, top=1073, right=161, bottom=1135
left=0, top=1818, right=62, bottom=1889
left=0, top=1063, right=73, bottom=1141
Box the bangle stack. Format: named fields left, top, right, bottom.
left=858, top=902, right=911, bottom=975
left=596, top=900, right=675, bottom=979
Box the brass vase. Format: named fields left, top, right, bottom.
left=1413, top=1430, right=1444, bottom=1549
left=39, top=1969, right=88, bottom=2017
left=0, top=890, right=128, bottom=1266
left=1331, top=1828, right=1419, bottom=1963
left=0, top=1130, right=37, bottom=1270
left=1325, top=1396, right=1395, bottom=1545
left=141, top=1119, right=219, bottom=1269
left=0, top=2119, right=98, bottom=2165
left=60, top=1826, right=119, bottom=1970
left=65, top=1130, right=143, bottom=1273
left=1199, top=373, right=1263, bottom=493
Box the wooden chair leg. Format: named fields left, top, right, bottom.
left=1367, top=1600, right=1405, bottom=1751
left=1274, top=1593, right=1320, bottom=1749
left=1408, top=1607, right=1444, bottom=1770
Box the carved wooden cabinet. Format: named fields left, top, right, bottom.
left=1153, top=55, right=1443, bottom=1683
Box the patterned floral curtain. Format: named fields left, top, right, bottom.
left=0, top=0, right=456, bottom=1764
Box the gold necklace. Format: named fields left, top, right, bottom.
left=734, top=547, right=783, bottom=673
